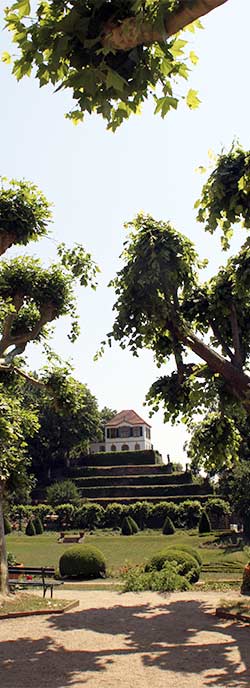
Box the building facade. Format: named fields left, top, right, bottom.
left=89, top=409, right=152, bottom=454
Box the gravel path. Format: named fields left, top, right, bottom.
left=0, top=590, right=249, bottom=688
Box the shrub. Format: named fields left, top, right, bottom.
left=33, top=516, right=44, bottom=534
left=199, top=510, right=211, bottom=534
left=145, top=549, right=200, bottom=582
left=147, top=502, right=179, bottom=529
left=54, top=503, right=75, bottom=529
left=104, top=503, right=125, bottom=529
left=121, top=516, right=133, bottom=536
left=178, top=500, right=202, bottom=529
left=162, top=516, right=175, bottom=535
left=122, top=562, right=191, bottom=593
left=169, top=545, right=202, bottom=567
left=32, top=504, right=51, bottom=523
left=126, top=502, right=150, bottom=530
left=59, top=545, right=106, bottom=579
left=4, top=515, right=12, bottom=534
left=46, top=480, right=80, bottom=507
left=26, top=519, right=36, bottom=536
left=7, top=551, right=17, bottom=565
left=127, top=516, right=139, bottom=534
left=75, top=503, right=104, bottom=530
left=206, top=498, right=231, bottom=528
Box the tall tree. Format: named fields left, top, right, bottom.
left=26, top=365, right=101, bottom=481
left=3, top=0, right=228, bottom=129
left=0, top=177, right=98, bottom=595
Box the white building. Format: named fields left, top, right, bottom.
left=89, top=409, right=152, bottom=454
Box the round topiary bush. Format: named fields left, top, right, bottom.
left=145, top=549, right=200, bottom=583
left=169, top=545, right=202, bottom=566
left=162, top=516, right=175, bottom=535
left=26, top=519, right=36, bottom=536
left=4, top=515, right=12, bottom=534
left=33, top=516, right=44, bottom=534
left=199, top=510, right=211, bottom=534
left=121, top=516, right=133, bottom=536
left=59, top=545, right=106, bottom=579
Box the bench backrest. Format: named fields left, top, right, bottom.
left=8, top=566, right=55, bottom=579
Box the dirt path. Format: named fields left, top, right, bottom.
left=0, top=590, right=249, bottom=688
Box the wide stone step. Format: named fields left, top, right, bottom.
left=77, top=483, right=213, bottom=499
left=69, top=466, right=192, bottom=480
left=73, top=474, right=195, bottom=487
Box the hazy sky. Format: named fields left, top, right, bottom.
left=0, top=0, right=249, bottom=463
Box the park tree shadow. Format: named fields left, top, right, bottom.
left=1, top=597, right=250, bottom=687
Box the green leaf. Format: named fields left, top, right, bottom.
left=12, top=0, right=31, bottom=18
left=1, top=52, right=12, bottom=64
left=106, top=70, right=126, bottom=93
left=189, top=51, right=199, bottom=65
left=186, top=89, right=201, bottom=109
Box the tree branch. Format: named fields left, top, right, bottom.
left=209, top=319, right=235, bottom=362
left=5, top=303, right=57, bottom=352
left=102, top=0, right=228, bottom=51
left=0, top=294, right=24, bottom=357
left=230, top=302, right=243, bottom=369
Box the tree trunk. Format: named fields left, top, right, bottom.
left=102, top=0, right=228, bottom=51
left=185, top=331, right=250, bottom=406
left=0, top=479, right=9, bottom=596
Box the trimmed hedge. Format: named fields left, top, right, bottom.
left=59, top=545, right=106, bottom=579
left=82, top=450, right=162, bottom=467
left=121, top=516, right=133, bottom=535
left=26, top=520, right=36, bottom=536
left=199, top=510, right=211, bottom=534
left=162, top=516, right=175, bottom=535
left=145, top=549, right=200, bottom=583
left=33, top=516, right=43, bottom=534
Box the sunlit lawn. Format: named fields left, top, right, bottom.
left=6, top=530, right=249, bottom=579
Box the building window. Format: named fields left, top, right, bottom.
left=135, top=443, right=140, bottom=450
left=110, top=428, right=118, bottom=438
left=121, top=444, right=129, bottom=451
left=146, top=427, right=151, bottom=439
left=133, top=427, right=141, bottom=437
left=111, top=444, right=116, bottom=451
left=99, top=445, right=105, bottom=452
left=118, top=426, right=131, bottom=438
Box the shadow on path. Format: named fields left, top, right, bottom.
left=0, top=597, right=249, bottom=687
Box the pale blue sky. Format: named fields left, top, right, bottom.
left=0, top=0, right=249, bottom=463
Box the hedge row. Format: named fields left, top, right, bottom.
left=8, top=498, right=231, bottom=531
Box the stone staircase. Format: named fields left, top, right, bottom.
left=69, top=453, right=213, bottom=506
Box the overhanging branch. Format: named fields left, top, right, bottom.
left=102, top=0, right=229, bottom=51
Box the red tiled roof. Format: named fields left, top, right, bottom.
left=106, top=410, right=151, bottom=428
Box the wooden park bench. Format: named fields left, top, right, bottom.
left=58, top=532, right=85, bottom=544
left=8, top=566, right=64, bottom=598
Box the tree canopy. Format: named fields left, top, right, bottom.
left=103, top=146, right=250, bottom=471
left=3, top=0, right=228, bottom=129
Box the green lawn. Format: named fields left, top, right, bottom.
left=6, top=530, right=249, bottom=579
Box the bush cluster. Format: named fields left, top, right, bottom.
left=122, top=544, right=202, bottom=592
left=8, top=497, right=231, bottom=532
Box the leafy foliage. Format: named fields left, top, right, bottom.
left=121, top=560, right=191, bottom=592
left=4, top=0, right=202, bottom=130
left=25, top=519, right=36, bottom=536
left=187, top=413, right=241, bottom=473
left=219, top=462, right=250, bottom=535
left=0, top=177, right=52, bottom=248
left=46, top=479, right=80, bottom=507
left=196, top=143, right=250, bottom=249
left=145, top=548, right=200, bottom=582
